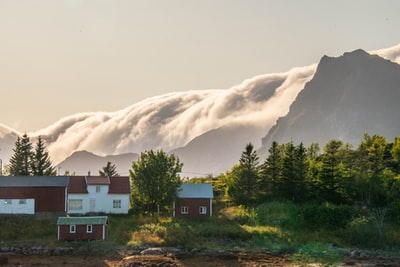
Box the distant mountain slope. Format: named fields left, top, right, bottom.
left=1, top=44, right=399, bottom=177
left=57, top=150, right=138, bottom=176
left=172, top=124, right=266, bottom=177
left=260, top=49, right=400, bottom=154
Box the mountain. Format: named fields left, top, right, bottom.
left=1, top=44, right=400, bottom=177
left=57, top=150, right=138, bottom=176
left=260, top=48, right=400, bottom=154
left=172, top=124, right=266, bottom=177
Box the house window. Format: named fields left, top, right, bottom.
left=181, top=206, right=189, bottom=214
left=96, top=185, right=101, bottom=192
left=113, top=200, right=121, bottom=209
left=70, top=225, right=76, bottom=233
left=4, top=200, right=12, bottom=205
left=68, top=199, right=83, bottom=210
left=86, top=225, right=93, bottom=233
left=19, top=199, right=26, bottom=204
left=199, top=206, right=207, bottom=214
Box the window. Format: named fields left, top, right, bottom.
left=181, top=206, right=189, bottom=214
left=86, top=225, right=93, bottom=233
left=113, top=200, right=121, bottom=209
left=199, top=206, right=207, bottom=214
left=19, top=199, right=26, bottom=204
left=4, top=200, right=12, bottom=205
left=96, top=185, right=101, bottom=192
left=69, top=225, right=76, bottom=233
left=68, top=199, right=83, bottom=210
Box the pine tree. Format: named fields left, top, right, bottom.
left=9, top=133, right=33, bottom=176
left=228, top=143, right=260, bottom=206
left=99, top=161, right=119, bottom=176
left=260, top=141, right=283, bottom=200
left=31, top=135, right=56, bottom=176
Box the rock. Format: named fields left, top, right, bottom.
left=140, top=247, right=164, bottom=255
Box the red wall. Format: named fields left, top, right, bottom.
left=175, top=198, right=211, bottom=218
left=58, top=224, right=107, bottom=241
left=0, top=187, right=66, bottom=212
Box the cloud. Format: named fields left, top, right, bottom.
left=37, top=63, right=317, bottom=164
left=2, top=43, right=399, bottom=165
left=370, top=43, right=400, bottom=64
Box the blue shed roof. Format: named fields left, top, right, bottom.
left=178, top=183, right=214, bottom=199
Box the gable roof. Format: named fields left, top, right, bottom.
left=68, top=176, right=88, bottom=193
left=0, top=176, right=69, bottom=187
left=108, top=176, right=130, bottom=194
left=86, top=176, right=110, bottom=185
left=67, top=176, right=130, bottom=194
left=178, top=183, right=214, bottom=199
left=57, top=216, right=108, bottom=225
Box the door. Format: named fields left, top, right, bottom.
left=89, top=198, right=96, bottom=212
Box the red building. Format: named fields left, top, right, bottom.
left=57, top=216, right=108, bottom=241
left=0, top=176, right=69, bottom=216
left=173, top=183, right=214, bottom=218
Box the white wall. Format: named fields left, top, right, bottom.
left=68, top=185, right=130, bottom=214
left=0, top=199, right=35, bottom=214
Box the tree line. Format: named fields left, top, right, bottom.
left=225, top=133, right=400, bottom=214
left=4, top=132, right=400, bottom=219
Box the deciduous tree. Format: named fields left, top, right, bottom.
left=129, top=150, right=183, bottom=214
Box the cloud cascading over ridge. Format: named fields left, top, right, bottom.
left=38, top=64, right=316, bottom=163
left=2, top=44, right=399, bottom=165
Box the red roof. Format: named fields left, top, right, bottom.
left=68, top=176, right=130, bottom=194
left=86, top=176, right=110, bottom=185
left=109, top=176, right=130, bottom=194
left=68, top=176, right=88, bottom=193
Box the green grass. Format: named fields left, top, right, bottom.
left=2, top=201, right=400, bottom=266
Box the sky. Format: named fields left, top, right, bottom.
left=1, top=0, right=399, bottom=133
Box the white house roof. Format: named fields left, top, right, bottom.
left=178, top=183, right=214, bottom=199
left=0, top=176, right=69, bottom=187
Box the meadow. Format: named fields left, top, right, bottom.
left=1, top=200, right=400, bottom=265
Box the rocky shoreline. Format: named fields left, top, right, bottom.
left=2, top=243, right=400, bottom=266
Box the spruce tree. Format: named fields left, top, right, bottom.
left=31, top=135, right=56, bottom=176
left=99, top=161, right=119, bottom=176
left=9, top=133, right=33, bottom=176
left=228, top=143, right=260, bottom=207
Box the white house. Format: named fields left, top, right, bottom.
left=67, top=176, right=130, bottom=214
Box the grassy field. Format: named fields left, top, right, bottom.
left=1, top=201, right=400, bottom=265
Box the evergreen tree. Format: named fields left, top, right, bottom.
left=260, top=141, right=283, bottom=200
left=99, top=161, right=119, bottom=176
left=390, top=136, right=400, bottom=173
left=31, top=135, right=56, bottom=176
left=278, top=142, right=308, bottom=202
left=228, top=143, right=260, bottom=207
left=9, top=134, right=33, bottom=176
left=357, top=134, right=389, bottom=206
left=319, top=140, right=344, bottom=204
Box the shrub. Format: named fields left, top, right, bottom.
left=255, top=201, right=303, bottom=230
left=302, top=203, right=354, bottom=229
left=220, top=205, right=253, bottom=224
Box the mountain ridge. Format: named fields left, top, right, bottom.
left=260, top=48, right=400, bottom=155
left=1, top=44, right=400, bottom=177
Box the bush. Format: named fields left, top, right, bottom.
left=342, top=216, right=376, bottom=247
left=302, top=203, right=354, bottom=229
left=255, top=201, right=303, bottom=230
left=220, top=205, right=253, bottom=224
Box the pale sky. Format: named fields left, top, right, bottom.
left=1, top=0, right=399, bottom=133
